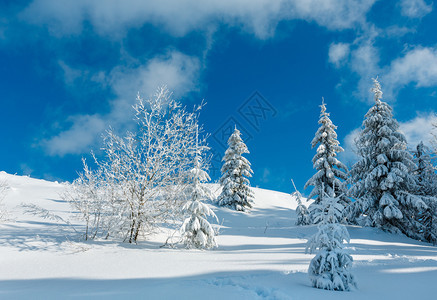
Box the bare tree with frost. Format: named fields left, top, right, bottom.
left=305, top=99, right=349, bottom=224
left=348, top=78, right=430, bottom=242
left=180, top=127, right=218, bottom=249
left=218, top=127, right=254, bottom=211
left=64, top=86, right=207, bottom=243
left=306, top=193, right=356, bottom=291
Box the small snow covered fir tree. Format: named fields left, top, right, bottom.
left=348, top=78, right=430, bottom=241
left=291, top=179, right=310, bottom=225
left=305, top=99, right=349, bottom=224
left=218, top=127, right=254, bottom=211
left=180, top=127, right=218, bottom=249
left=306, top=193, right=356, bottom=291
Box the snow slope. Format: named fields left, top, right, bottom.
left=0, top=172, right=437, bottom=299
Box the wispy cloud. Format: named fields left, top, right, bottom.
left=399, top=112, right=436, bottom=149
left=20, top=0, right=379, bottom=158
left=400, top=0, right=433, bottom=18
left=328, top=42, right=350, bottom=67
left=385, top=46, right=437, bottom=91
left=21, top=0, right=376, bottom=39
left=43, top=51, right=201, bottom=156
left=341, top=113, right=436, bottom=166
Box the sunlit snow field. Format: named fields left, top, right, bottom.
left=0, top=172, right=436, bottom=299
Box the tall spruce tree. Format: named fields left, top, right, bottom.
left=348, top=78, right=428, bottom=240
left=218, top=127, right=254, bottom=211
left=304, top=99, right=349, bottom=224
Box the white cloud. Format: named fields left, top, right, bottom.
left=43, top=51, right=201, bottom=156
left=385, top=47, right=437, bottom=90
left=58, top=60, right=86, bottom=85
left=350, top=42, right=381, bottom=102
left=400, top=0, right=433, bottom=18
left=287, top=0, right=375, bottom=31
left=44, top=114, right=106, bottom=156
left=21, top=0, right=376, bottom=39
left=399, top=112, right=436, bottom=148
left=339, top=128, right=360, bottom=166
left=341, top=113, right=436, bottom=166
left=333, top=41, right=437, bottom=103
left=22, top=0, right=379, bottom=156
left=328, top=42, right=350, bottom=67
left=384, top=25, right=415, bottom=38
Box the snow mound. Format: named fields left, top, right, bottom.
left=0, top=173, right=436, bottom=299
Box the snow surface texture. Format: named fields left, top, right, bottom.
left=1, top=172, right=437, bottom=299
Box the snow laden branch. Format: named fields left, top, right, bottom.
left=64, top=86, right=210, bottom=243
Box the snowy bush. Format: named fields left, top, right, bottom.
left=218, top=127, right=254, bottom=211
left=64, top=86, right=209, bottom=243
left=305, top=99, right=349, bottom=224
left=180, top=199, right=218, bottom=249
left=306, top=195, right=356, bottom=291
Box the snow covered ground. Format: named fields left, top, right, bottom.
left=0, top=172, right=437, bottom=299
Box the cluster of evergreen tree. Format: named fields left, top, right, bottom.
left=301, top=78, right=437, bottom=245
left=302, top=78, right=437, bottom=291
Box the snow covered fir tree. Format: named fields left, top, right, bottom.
left=412, top=142, right=437, bottom=197
left=304, top=99, right=349, bottom=224
left=291, top=179, right=310, bottom=226
left=306, top=193, right=356, bottom=291
left=218, top=126, right=254, bottom=211
left=411, top=142, right=437, bottom=244
left=348, top=78, right=433, bottom=242
left=180, top=128, right=218, bottom=249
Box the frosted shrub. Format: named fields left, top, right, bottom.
left=306, top=195, right=356, bottom=291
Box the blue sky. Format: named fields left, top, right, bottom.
left=1, top=0, right=437, bottom=193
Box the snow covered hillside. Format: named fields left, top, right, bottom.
left=0, top=172, right=437, bottom=299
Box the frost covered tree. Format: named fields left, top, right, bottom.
left=304, top=99, right=349, bottom=224
left=411, top=142, right=437, bottom=243
left=348, top=78, right=429, bottom=241
left=306, top=194, right=356, bottom=291
left=64, top=86, right=207, bottom=243
left=218, top=127, right=254, bottom=211
left=180, top=127, right=218, bottom=249
left=412, top=142, right=437, bottom=196
left=291, top=179, right=310, bottom=226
